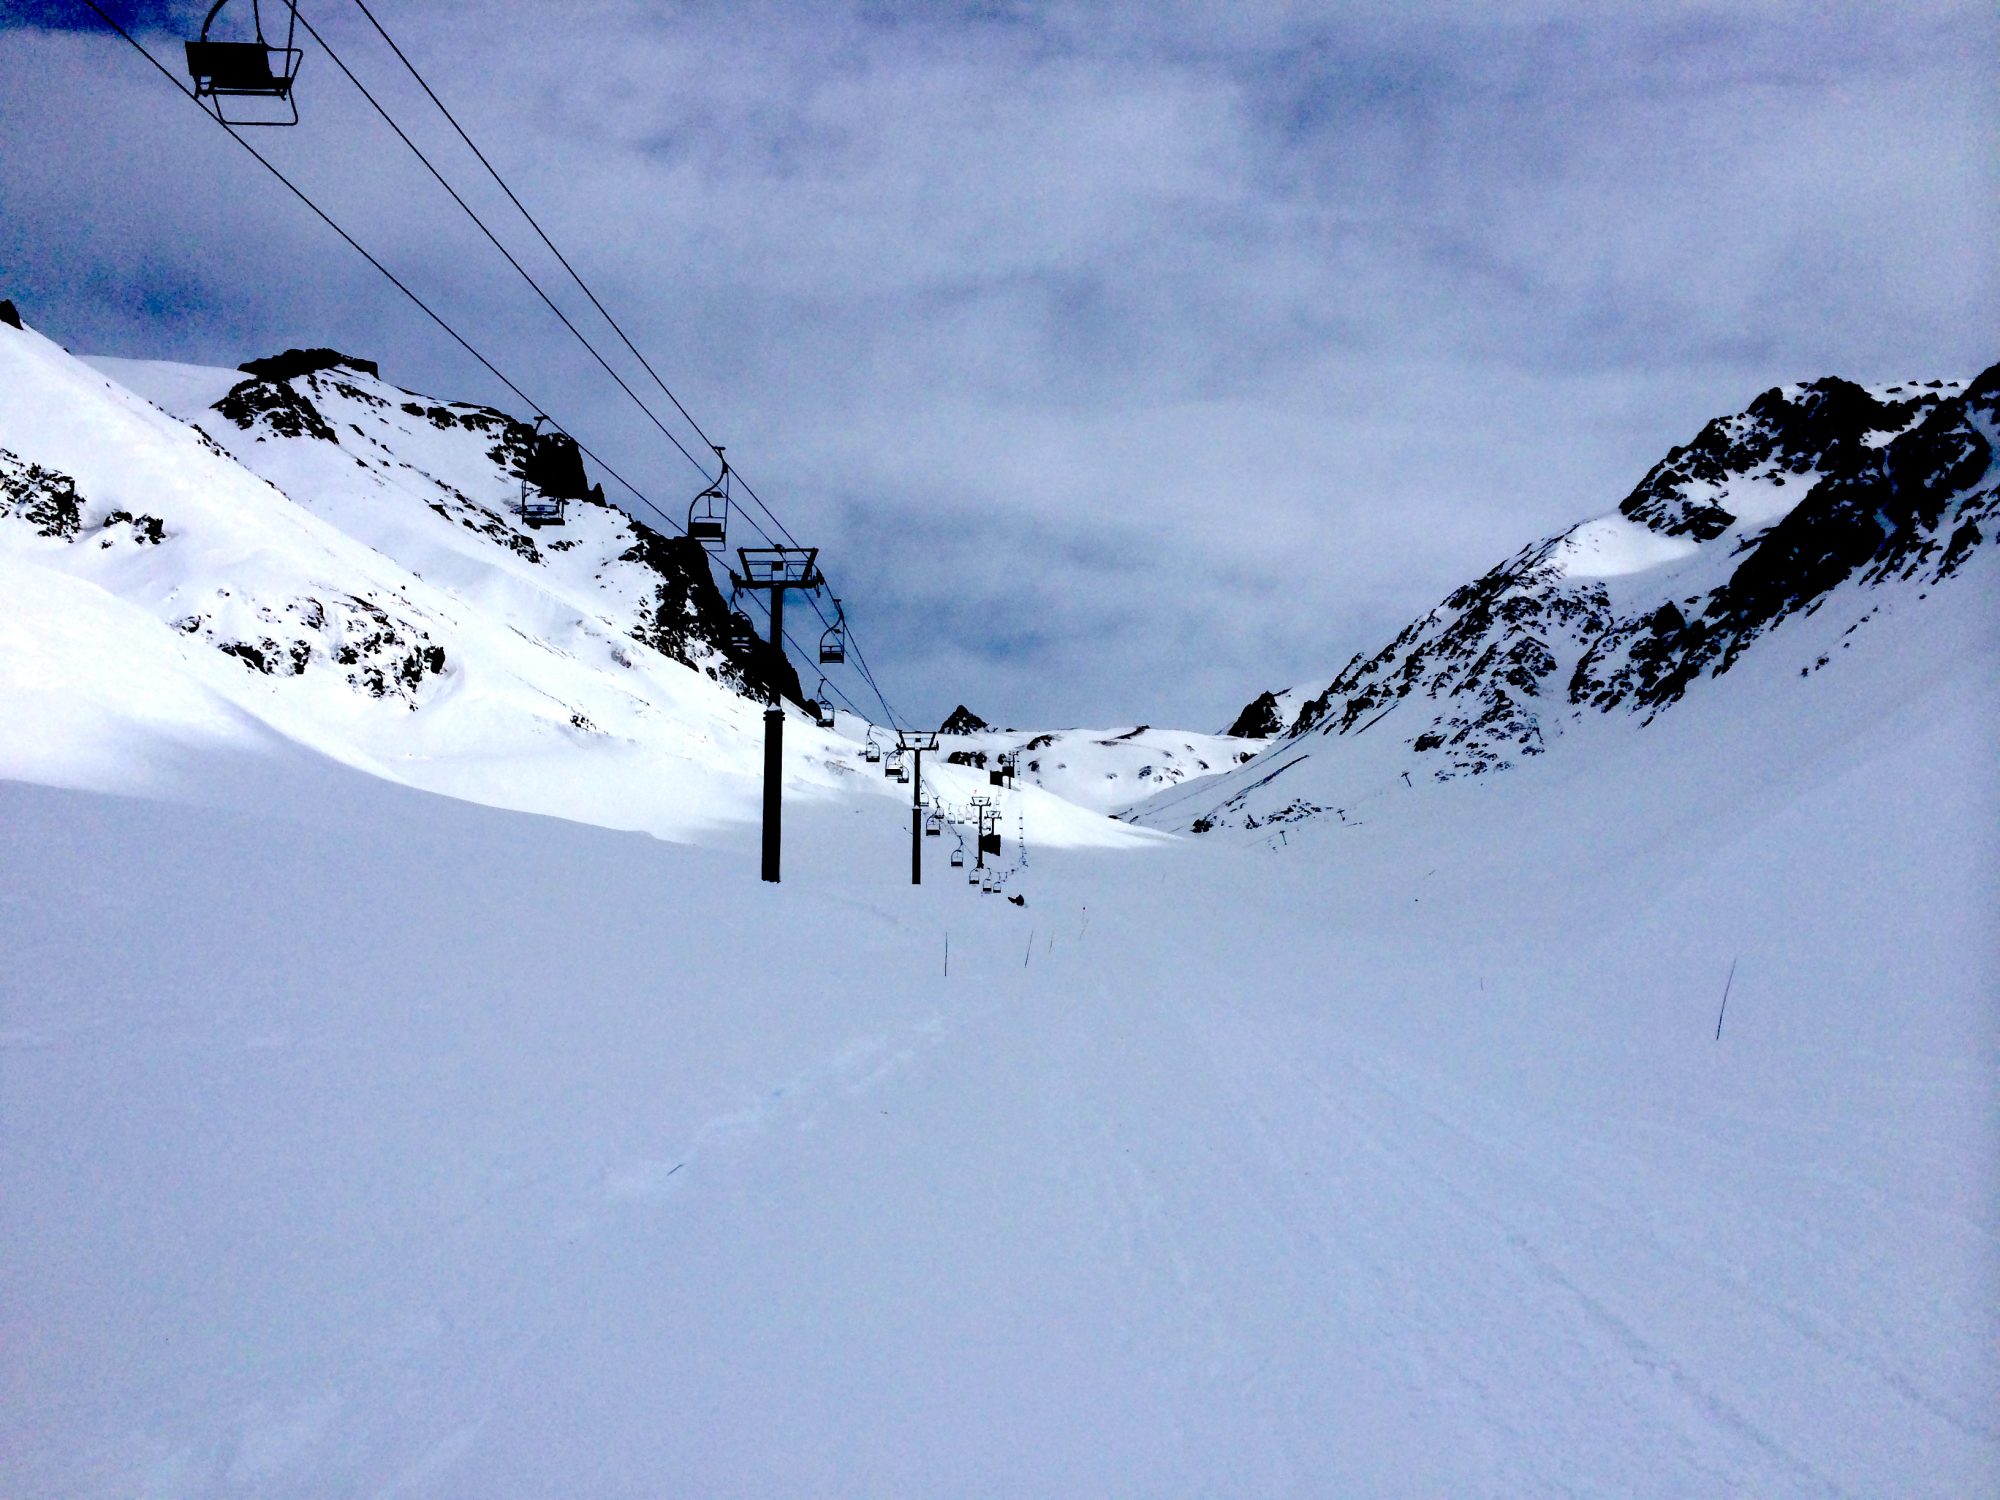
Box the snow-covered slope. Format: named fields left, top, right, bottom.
left=928, top=712, right=1265, bottom=816
left=3, top=533, right=1993, bottom=1496
left=1145, top=367, right=2000, bottom=834
left=0, top=320, right=1160, bottom=858
left=4, top=313, right=1997, bottom=1494
left=87, top=346, right=801, bottom=709
left=0, top=324, right=829, bottom=840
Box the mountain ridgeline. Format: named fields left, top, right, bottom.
left=1167, top=364, right=1999, bottom=833
left=200, top=347, right=801, bottom=708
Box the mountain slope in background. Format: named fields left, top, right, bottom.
left=0, top=316, right=1154, bottom=857
left=0, top=319, right=843, bottom=840
left=1147, top=366, right=1998, bottom=833
left=2, top=310, right=1995, bottom=1496
left=89, top=345, right=801, bottom=707
left=934, top=720, right=1264, bottom=815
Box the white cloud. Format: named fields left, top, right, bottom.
left=1, top=0, right=1992, bottom=727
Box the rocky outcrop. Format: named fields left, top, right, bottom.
left=1205, top=364, right=1997, bottom=813
left=237, top=348, right=379, bottom=382
left=206, top=351, right=807, bottom=708
left=1225, top=690, right=1286, bottom=739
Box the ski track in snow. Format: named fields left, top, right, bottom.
left=2, top=330, right=1996, bottom=1496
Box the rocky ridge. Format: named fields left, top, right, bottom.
left=1183, top=365, right=1998, bottom=831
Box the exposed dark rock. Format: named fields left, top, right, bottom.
left=614, top=518, right=803, bottom=707
left=1628, top=365, right=1999, bottom=707
left=1225, top=690, right=1285, bottom=738
left=522, top=429, right=591, bottom=502
left=1266, top=365, right=1999, bottom=791
left=180, top=591, right=448, bottom=706
left=101, top=510, right=165, bottom=545
left=0, top=299, right=21, bottom=331
left=238, top=348, right=379, bottom=382
left=215, top=376, right=339, bottom=443
left=0, top=448, right=83, bottom=539
left=940, top=705, right=990, bottom=734
left=1617, top=376, right=1922, bottom=541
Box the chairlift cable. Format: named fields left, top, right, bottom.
left=341, top=0, right=893, bottom=665
left=331, top=0, right=898, bottom=717
left=81, top=0, right=908, bottom=736
left=344, top=0, right=808, bottom=554
left=338, top=0, right=896, bottom=710
left=343, top=2, right=727, bottom=471
left=77, top=5, right=741, bottom=637
left=291, top=6, right=713, bottom=481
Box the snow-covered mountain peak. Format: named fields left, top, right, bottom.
left=1148, top=362, right=1998, bottom=835
left=90, top=346, right=803, bottom=708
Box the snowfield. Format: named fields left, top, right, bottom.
left=2, top=317, right=1996, bottom=1496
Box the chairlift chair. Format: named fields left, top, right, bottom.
left=186, top=0, right=303, bottom=126
left=925, top=811, right=943, bottom=837
left=811, top=677, right=837, bottom=728
left=950, top=846, right=965, bottom=868
left=863, top=739, right=883, bottom=764
left=519, top=417, right=568, bottom=530
left=726, top=609, right=758, bottom=648
left=818, top=598, right=846, bottom=665
left=688, top=447, right=729, bottom=552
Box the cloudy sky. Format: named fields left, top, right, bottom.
left=2, top=1, right=1993, bottom=729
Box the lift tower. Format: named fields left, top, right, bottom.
left=971, top=795, right=1003, bottom=870
left=898, top=729, right=940, bottom=885
left=729, top=546, right=824, bottom=883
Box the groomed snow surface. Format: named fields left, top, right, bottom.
left=3, top=580, right=1995, bottom=1499
left=3, top=329, right=1996, bottom=1495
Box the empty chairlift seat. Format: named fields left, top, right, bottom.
left=185, top=1, right=303, bottom=126
left=688, top=448, right=731, bottom=551
left=519, top=419, right=581, bottom=530
left=819, top=599, right=846, bottom=664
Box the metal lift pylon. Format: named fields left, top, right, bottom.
left=728, top=546, right=824, bottom=883
left=898, top=729, right=941, bottom=885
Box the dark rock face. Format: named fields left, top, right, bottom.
left=940, top=705, right=990, bottom=735
left=1271, top=364, right=1998, bottom=785
left=0, top=448, right=83, bottom=539
left=1627, top=369, right=1999, bottom=707
left=202, top=363, right=807, bottom=710
left=238, top=348, right=379, bottom=382
left=100, top=510, right=165, bottom=545
left=613, top=519, right=802, bottom=707
left=176, top=590, right=448, bottom=707
left=0, top=300, right=21, bottom=331
left=522, top=429, right=591, bottom=502
left=216, top=376, right=340, bottom=443
left=1225, top=690, right=1285, bottom=738
left=1616, top=376, right=1932, bottom=541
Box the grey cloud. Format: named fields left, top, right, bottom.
left=1, top=0, right=1992, bottom=728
